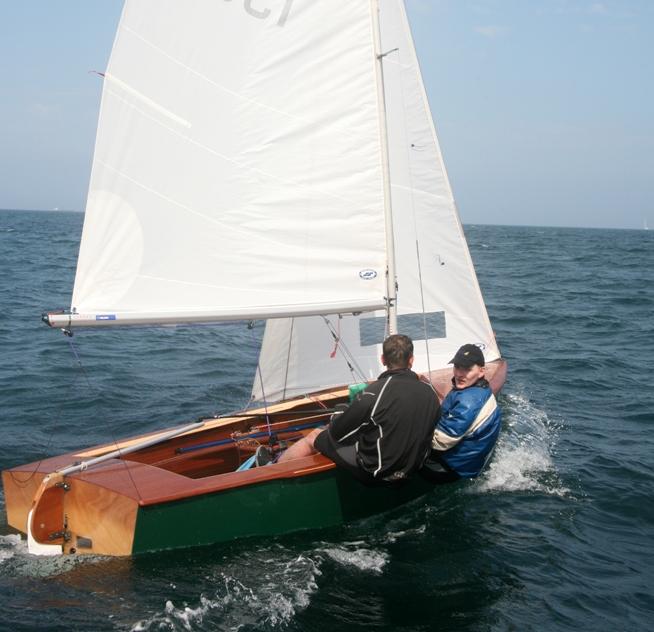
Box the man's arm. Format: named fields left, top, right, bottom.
left=327, top=390, right=376, bottom=443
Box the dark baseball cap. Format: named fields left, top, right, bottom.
left=449, top=344, right=485, bottom=367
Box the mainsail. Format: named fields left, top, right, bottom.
left=50, top=1, right=394, bottom=327
left=253, top=0, right=500, bottom=401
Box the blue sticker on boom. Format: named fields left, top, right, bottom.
left=96, top=314, right=117, bottom=321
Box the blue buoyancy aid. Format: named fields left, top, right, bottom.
left=430, top=378, right=501, bottom=478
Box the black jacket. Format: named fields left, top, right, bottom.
left=324, top=368, right=440, bottom=480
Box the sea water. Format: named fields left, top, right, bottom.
left=0, top=210, right=652, bottom=631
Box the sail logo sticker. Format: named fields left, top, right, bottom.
left=359, top=269, right=377, bottom=281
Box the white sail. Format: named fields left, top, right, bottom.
left=253, top=0, right=500, bottom=402
left=66, top=1, right=390, bottom=327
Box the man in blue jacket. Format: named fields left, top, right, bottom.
left=421, top=344, right=501, bottom=483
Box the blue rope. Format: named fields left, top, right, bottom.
left=176, top=419, right=327, bottom=454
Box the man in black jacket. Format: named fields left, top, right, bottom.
left=277, top=334, right=440, bottom=484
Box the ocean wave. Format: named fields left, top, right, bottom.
left=130, top=551, right=320, bottom=631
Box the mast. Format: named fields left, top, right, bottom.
left=372, top=0, right=398, bottom=335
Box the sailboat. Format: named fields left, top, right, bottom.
left=3, top=0, right=506, bottom=556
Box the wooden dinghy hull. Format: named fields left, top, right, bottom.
left=2, top=361, right=506, bottom=556
left=3, top=453, right=433, bottom=557
left=132, top=467, right=433, bottom=554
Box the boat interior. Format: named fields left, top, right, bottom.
left=123, top=392, right=347, bottom=480
left=78, top=359, right=506, bottom=482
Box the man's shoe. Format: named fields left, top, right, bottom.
left=255, top=445, right=274, bottom=467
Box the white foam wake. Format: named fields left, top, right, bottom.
left=474, top=391, right=570, bottom=496
left=130, top=534, right=397, bottom=631
left=0, top=534, right=24, bottom=564
left=317, top=542, right=389, bottom=574
left=131, top=551, right=321, bottom=631
left=0, top=532, right=111, bottom=578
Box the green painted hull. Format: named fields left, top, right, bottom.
left=132, top=468, right=434, bottom=554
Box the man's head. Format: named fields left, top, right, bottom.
left=381, top=334, right=414, bottom=370
left=449, top=344, right=485, bottom=389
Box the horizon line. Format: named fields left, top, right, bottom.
left=0, top=207, right=648, bottom=232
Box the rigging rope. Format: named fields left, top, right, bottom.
left=321, top=315, right=367, bottom=384
left=7, top=337, right=84, bottom=486
left=67, top=334, right=143, bottom=501
left=250, top=321, right=273, bottom=438
left=10, top=333, right=141, bottom=499
left=415, top=239, right=434, bottom=380
left=329, top=316, right=340, bottom=358
left=396, top=42, right=436, bottom=384
left=281, top=318, right=295, bottom=401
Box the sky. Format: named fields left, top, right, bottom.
left=0, top=0, right=652, bottom=229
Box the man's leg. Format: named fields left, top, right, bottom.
left=277, top=428, right=322, bottom=463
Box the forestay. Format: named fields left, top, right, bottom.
left=63, top=1, right=390, bottom=327
left=253, top=0, right=500, bottom=402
